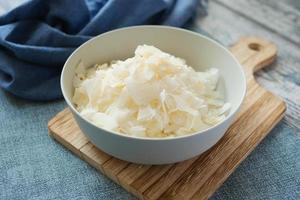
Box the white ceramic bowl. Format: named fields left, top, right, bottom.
left=61, top=26, right=246, bottom=164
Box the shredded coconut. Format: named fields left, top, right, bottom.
left=72, top=45, right=231, bottom=138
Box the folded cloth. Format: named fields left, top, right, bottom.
left=0, top=0, right=207, bottom=101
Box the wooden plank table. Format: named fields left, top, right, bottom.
left=197, top=0, right=300, bottom=131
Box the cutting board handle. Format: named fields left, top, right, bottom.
left=230, top=37, right=277, bottom=77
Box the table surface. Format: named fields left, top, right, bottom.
left=0, top=0, right=299, bottom=200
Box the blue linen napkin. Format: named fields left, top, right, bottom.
left=0, top=0, right=207, bottom=101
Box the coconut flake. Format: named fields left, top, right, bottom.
left=72, top=45, right=231, bottom=138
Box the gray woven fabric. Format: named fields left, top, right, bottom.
left=0, top=90, right=135, bottom=200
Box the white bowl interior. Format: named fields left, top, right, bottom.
left=62, top=26, right=245, bottom=128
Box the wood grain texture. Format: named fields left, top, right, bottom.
left=143, top=157, right=198, bottom=200
left=191, top=100, right=285, bottom=200
left=48, top=109, right=89, bottom=156
left=215, top=0, right=300, bottom=45
left=198, top=0, right=300, bottom=132
left=117, top=163, right=151, bottom=195
left=48, top=37, right=286, bottom=200
left=80, top=142, right=111, bottom=172
left=160, top=92, right=284, bottom=200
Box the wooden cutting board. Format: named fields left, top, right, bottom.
left=48, top=37, right=286, bottom=200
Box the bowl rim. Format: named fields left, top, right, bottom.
left=61, top=25, right=246, bottom=141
